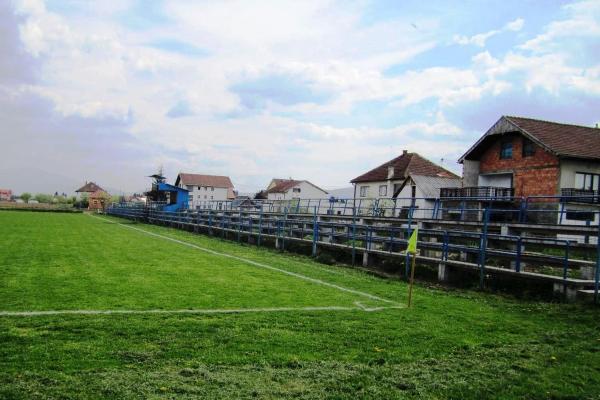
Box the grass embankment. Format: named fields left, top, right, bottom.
left=0, top=211, right=599, bottom=399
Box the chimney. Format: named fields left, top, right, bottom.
left=387, top=165, right=394, bottom=179
left=402, top=149, right=408, bottom=155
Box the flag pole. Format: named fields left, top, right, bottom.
left=407, top=251, right=416, bottom=308
left=405, top=226, right=418, bottom=308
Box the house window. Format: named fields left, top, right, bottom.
left=210, top=196, right=213, bottom=200
left=379, top=185, right=387, bottom=197
left=293, top=188, right=301, bottom=193
left=189, top=195, right=194, bottom=201
left=359, top=186, right=368, bottom=197
left=211, top=187, right=214, bottom=191
left=522, top=138, right=535, bottom=157
left=575, top=172, right=600, bottom=191
left=198, top=186, right=202, bottom=190
left=500, top=141, right=513, bottom=159
left=186, top=185, right=194, bottom=191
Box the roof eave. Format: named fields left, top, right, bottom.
left=458, top=115, right=559, bottom=163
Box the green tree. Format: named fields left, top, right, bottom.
left=79, top=193, right=89, bottom=208
left=20, top=193, right=32, bottom=203
left=34, top=193, right=52, bottom=203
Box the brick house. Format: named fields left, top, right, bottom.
left=76, top=182, right=109, bottom=211
left=451, top=116, right=600, bottom=225
left=89, top=190, right=110, bottom=211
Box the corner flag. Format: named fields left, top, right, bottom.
left=407, top=227, right=419, bottom=308
left=407, top=227, right=418, bottom=254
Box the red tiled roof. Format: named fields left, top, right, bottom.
left=460, top=116, right=600, bottom=162
left=505, top=116, right=600, bottom=160
left=266, top=179, right=302, bottom=193
left=176, top=173, right=234, bottom=189
left=351, top=152, right=458, bottom=183
left=76, top=182, right=104, bottom=193
left=265, top=179, right=328, bottom=194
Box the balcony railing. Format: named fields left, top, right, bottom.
left=560, top=188, right=600, bottom=204
left=440, top=186, right=514, bottom=199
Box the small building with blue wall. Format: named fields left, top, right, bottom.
left=145, top=174, right=189, bottom=212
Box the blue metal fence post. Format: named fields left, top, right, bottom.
left=312, top=206, right=318, bottom=257
left=478, top=208, right=490, bottom=289
left=237, top=211, right=241, bottom=242
left=221, top=212, right=225, bottom=239
left=443, top=231, right=449, bottom=261
left=518, top=199, right=525, bottom=223
left=563, top=240, right=570, bottom=283
left=282, top=207, right=288, bottom=251
left=258, top=209, right=263, bottom=247
left=595, top=217, right=599, bottom=304
left=351, top=213, right=357, bottom=265
left=276, top=219, right=281, bottom=251
left=515, top=236, right=522, bottom=272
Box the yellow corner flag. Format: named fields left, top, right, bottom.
left=407, top=227, right=418, bottom=308
left=407, top=227, right=419, bottom=254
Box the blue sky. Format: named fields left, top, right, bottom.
left=0, top=0, right=599, bottom=194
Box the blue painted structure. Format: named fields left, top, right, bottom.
left=157, top=182, right=189, bottom=212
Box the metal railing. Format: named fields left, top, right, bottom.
left=561, top=188, right=600, bottom=204
left=106, top=204, right=600, bottom=303
left=440, top=186, right=514, bottom=199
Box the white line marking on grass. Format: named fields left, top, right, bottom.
left=91, top=215, right=399, bottom=306
left=0, top=304, right=404, bottom=318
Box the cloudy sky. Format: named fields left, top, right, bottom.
left=1, top=0, right=599, bottom=195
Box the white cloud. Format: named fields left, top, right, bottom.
left=453, top=17, right=524, bottom=47
left=3, top=0, right=599, bottom=193
left=520, top=1, right=600, bottom=53
left=505, top=18, right=525, bottom=32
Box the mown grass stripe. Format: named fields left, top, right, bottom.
left=93, top=214, right=398, bottom=306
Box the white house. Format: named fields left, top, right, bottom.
left=265, top=179, right=328, bottom=201
left=175, top=173, right=235, bottom=209
left=350, top=150, right=461, bottom=218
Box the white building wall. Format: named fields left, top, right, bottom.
left=556, top=160, right=600, bottom=243
left=267, top=181, right=328, bottom=201
left=354, top=179, right=435, bottom=218
left=355, top=180, right=404, bottom=199
left=182, top=184, right=230, bottom=209
left=559, top=159, right=600, bottom=190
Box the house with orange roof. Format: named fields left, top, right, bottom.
left=264, top=178, right=328, bottom=201
left=350, top=150, right=461, bottom=217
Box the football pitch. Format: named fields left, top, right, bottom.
left=1, top=211, right=599, bottom=399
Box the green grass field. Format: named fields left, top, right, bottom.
left=1, top=211, right=600, bottom=399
